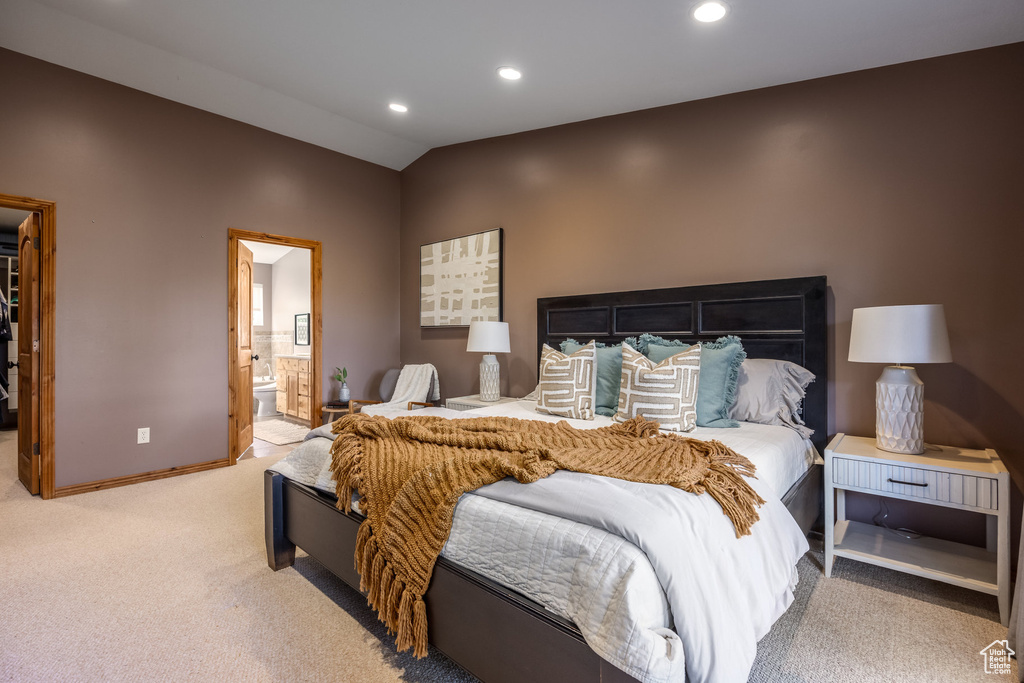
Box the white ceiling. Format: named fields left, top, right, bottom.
left=240, top=240, right=295, bottom=266
left=0, top=207, right=31, bottom=233
left=2, top=0, right=1023, bottom=170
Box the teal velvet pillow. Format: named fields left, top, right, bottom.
left=647, top=335, right=747, bottom=428
left=560, top=339, right=622, bottom=417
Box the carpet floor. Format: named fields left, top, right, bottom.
left=0, top=430, right=1013, bottom=682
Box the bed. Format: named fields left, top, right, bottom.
left=265, top=275, right=828, bottom=683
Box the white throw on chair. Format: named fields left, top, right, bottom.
left=350, top=364, right=440, bottom=416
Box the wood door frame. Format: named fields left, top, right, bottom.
left=0, top=192, right=56, bottom=499
left=228, top=229, right=322, bottom=464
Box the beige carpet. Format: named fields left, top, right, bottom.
left=750, top=541, right=1014, bottom=682
left=0, top=430, right=1013, bottom=682
left=252, top=418, right=309, bottom=445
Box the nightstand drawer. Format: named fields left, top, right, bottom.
left=447, top=399, right=484, bottom=411
left=832, top=456, right=998, bottom=511
left=445, top=395, right=518, bottom=411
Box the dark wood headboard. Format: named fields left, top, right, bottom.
left=536, top=276, right=828, bottom=452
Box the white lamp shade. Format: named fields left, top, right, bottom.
left=466, top=321, right=510, bottom=353
left=848, top=304, right=952, bottom=365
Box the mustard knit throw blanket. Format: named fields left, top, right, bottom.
left=329, top=413, right=765, bottom=658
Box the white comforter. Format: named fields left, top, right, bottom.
left=271, top=401, right=813, bottom=683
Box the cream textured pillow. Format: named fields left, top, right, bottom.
left=614, top=342, right=701, bottom=432
left=536, top=342, right=597, bottom=420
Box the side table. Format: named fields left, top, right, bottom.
left=824, top=433, right=1009, bottom=625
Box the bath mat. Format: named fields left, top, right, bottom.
left=253, top=419, right=309, bottom=446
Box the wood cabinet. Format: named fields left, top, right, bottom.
left=275, top=356, right=310, bottom=420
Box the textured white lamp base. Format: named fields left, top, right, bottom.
left=875, top=365, right=925, bottom=454
left=479, top=354, right=500, bottom=402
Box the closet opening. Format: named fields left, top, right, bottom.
left=0, top=193, right=55, bottom=499
left=227, top=229, right=322, bottom=464
left=0, top=208, right=26, bottom=428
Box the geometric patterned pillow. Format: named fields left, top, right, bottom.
left=614, top=342, right=701, bottom=432
left=535, top=342, right=597, bottom=420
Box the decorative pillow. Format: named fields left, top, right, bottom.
left=730, top=358, right=815, bottom=438
left=645, top=341, right=691, bottom=364
left=561, top=339, right=623, bottom=417
left=628, top=332, right=678, bottom=356
left=648, top=335, right=746, bottom=428
left=614, top=342, right=701, bottom=432
left=536, top=342, right=597, bottom=420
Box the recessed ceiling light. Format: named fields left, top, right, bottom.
left=497, top=67, right=522, bottom=81
left=388, top=103, right=408, bottom=113
left=692, top=1, right=728, bottom=23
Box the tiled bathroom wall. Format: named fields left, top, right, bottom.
left=253, top=331, right=293, bottom=379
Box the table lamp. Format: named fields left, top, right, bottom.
left=848, top=304, right=952, bottom=454
left=467, top=321, right=510, bottom=402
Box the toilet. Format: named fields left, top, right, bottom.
left=254, top=380, right=280, bottom=416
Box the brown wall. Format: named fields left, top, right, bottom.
left=2, top=38, right=1022, bottom=516
left=0, top=48, right=402, bottom=488
left=400, top=44, right=1024, bottom=490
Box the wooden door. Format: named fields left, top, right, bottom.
left=17, top=212, right=39, bottom=494
left=235, top=242, right=254, bottom=459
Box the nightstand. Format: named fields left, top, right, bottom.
left=824, top=433, right=1009, bottom=625
left=445, top=395, right=519, bottom=411
left=321, top=405, right=349, bottom=424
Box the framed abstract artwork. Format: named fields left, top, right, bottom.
left=420, top=228, right=503, bottom=327
left=294, top=313, right=310, bottom=346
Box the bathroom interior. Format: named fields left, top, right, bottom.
left=241, top=239, right=312, bottom=453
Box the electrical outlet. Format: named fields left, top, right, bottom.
left=138, top=427, right=150, bottom=444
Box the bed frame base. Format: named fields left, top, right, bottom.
left=266, top=471, right=639, bottom=683
left=266, top=466, right=821, bottom=683
left=782, top=463, right=824, bottom=535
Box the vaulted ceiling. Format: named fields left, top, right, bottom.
left=2, top=0, right=1023, bottom=170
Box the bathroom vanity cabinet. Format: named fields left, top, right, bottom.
left=276, top=355, right=311, bottom=420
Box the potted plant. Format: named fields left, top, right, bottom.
left=334, top=366, right=350, bottom=402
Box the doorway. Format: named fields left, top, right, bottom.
left=0, top=192, right=55, bottom=499
left=227, top=229, right=321, bottom=464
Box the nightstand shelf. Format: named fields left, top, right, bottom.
left=825, top=433, right=1009, bottom=625
left=833, top=520, right=998, bottom=594
left=445, top=395, right=518, bottom=411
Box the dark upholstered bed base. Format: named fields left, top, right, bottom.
left=783, top=463, right=824, bottom=535
left=265, top=463, right=823, bottom=683
left=265, top=470, right=641, bottom=683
